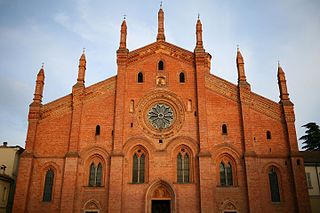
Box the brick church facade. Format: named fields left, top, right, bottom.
left=13, top=7, right=311, bottom=213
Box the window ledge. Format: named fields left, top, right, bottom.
left=173, top=182, right=194, bottom=185
left=83, top=186, right=105, bottom=191
left=129, top=182, right=148, bottom=185
left=216, top=185, right=239, bottom=188
left=271, top=202, right=281, bottom=206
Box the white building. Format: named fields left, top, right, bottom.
left=301, top=151, right=320, bottom=213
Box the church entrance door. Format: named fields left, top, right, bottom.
left=151, top=200, right=170, bottom=213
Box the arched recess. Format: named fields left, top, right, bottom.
left=80, top=146, right=110, bottom=187
left=129, top=145, right=149, bottom=183
left=83, top=199, right=101, bottom=213
left=145, top=179, right=176, bottom=213
left=123, top=136, right=156, bottom=154
left=215, top=153, right=238, bottom=186
left=166, top=136, right=199, bottom=154
left=262, top=162, right=284, bottom=203
left=213, top=143, right=241, bottom=164
left=40, top=161, right=60, bottom=202
left=167, top=136, right=199, bottom=184
left=214, top=145, right=241, bottom=187
left=221, top=200, right=238, bottom=213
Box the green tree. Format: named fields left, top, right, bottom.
left=300, top=122, right=320, bottom=151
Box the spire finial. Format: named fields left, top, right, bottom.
left=277, top=62, right=290, bottom=101
left=33, top=64, right=45, bottom=103
left=82, top=48, right=86, bottom=54
left=236, top=47, right=246, bottom=83
left=195, top=16, right=203, bottom=50
left=160, top=1, right=163, bottom=8
left=123, top=14, right=126, bottom=20
left=157, top=3, right=165, bottom=41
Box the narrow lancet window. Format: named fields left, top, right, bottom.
left=89, top=163, right=96, bottom=186
left=132, top=151, right=146, bottom=183
left=179, top=72, right=185, bottom=83
left=177, top=150, right=190, bottom=183
left=138, top=72, right=143, bottom=83
left=43, top=169, right=54, bottom=202
left=222, top=124, right=228, bottom=135
left=95, top=125, right=101, bottom=136
left=158, top=60, right=164, bottom=70
left=266, top=131, right=271, bottom=140
left=269, top=168, right=280, bottom=202
left=220, top=162, right=233, bottom=186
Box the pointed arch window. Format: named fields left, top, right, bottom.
left=220, top=162, right=233, bottom=186
left=88, top=162, right=103, bottom=187
left=43, top=169, right=54, bottom=202
left=158, top=60, right=164, bottom=70
left=138, top=72, right=143, bottom=83
left=177, top=149, right=190, bottom=183
left=179, top=72, right=185, bottom=83
left=269, top=168, right=280, bottom=202
left=132, top=150, right=145, bottom=183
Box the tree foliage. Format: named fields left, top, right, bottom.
left=300, top=122, right=320, bottom=151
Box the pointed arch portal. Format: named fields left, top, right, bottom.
left=145, top=180, right=175, bottom=213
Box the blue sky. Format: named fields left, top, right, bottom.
left=0, top=0, right=319, bottom=148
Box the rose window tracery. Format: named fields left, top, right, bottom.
left=147, top=103, right=174, bottom=129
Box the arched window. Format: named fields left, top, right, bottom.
left=269, top=168, right=280, bottom=202
left=138, top=72, right=143, bottom=83
left=266, top=131, right=271, bottom=140
left=220, top=163, right=226, bottom=185
left=43, top=169, right=54, bottom=202
left=179, top=72, right=185, bottom=83
left=220, top=162, right=233, bottom=186
left=177, top=149, right=190, bottom=183
left=89, top=163, right=96, bottom=186
left=158, top=60, right=164, bottom=70
left=95, top=125, right=100, bottom=136
left=222, top=124, right=228, bottom=135
left=96, top=163, right=102, bottom=186
left=88, top=162, right=103, bottom=187
left=132, top=151, right=145, bottom=183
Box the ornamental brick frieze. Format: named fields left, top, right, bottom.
left=251, top=93, right=282, bottom=121
left=83, top=79, right=116, bottom=104
left=42, top=95, right=73, bottom=119
left=205, top=74, right=238, bottom=102
left=205, top=74, right=282, bottom=121
left=127, top=42, right=194, bottom=65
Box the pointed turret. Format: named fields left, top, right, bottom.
left=277, top=62, right=290, bottom=101
left=76, top=49, right=86, bottom=85
left=195, top=15, right=203, bottom=49
left=119, top=18, right=127, bottom=49
left=156, top=4, right=165, bottom=41
left=236, top=47, right=247, bottom=83
left=33, top=64, right=45, bottom=104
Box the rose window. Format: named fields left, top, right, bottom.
left=147, top=103, right=174, bottom=129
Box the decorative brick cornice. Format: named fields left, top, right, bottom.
left=198, top=151, right=212, bottom=157
left=65, top=151, right=80, bottom=158
left=110, top=150, right=124, bottom=157
left=127, top=41, right=194, bottom=65
left=205, top=74, right=282, bottom=121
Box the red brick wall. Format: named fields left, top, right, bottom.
left=12, top=41, right=310, bottom=213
